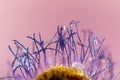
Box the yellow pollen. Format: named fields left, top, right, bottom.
left=35, top=65, right=88, bottom=80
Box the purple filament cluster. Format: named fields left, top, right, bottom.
left=0, top=20, right=119, bottom=80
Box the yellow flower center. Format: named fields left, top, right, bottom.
left=35, top=65, right=88, bottom=80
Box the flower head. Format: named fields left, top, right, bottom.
left=0, top=20, right=119, bottom=80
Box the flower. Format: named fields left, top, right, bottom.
left=36, top=65, right=87, bottom=80
left=0, top=20, right=119, bottom=80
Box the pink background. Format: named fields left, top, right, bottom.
left=0, top=0, right=120, bottom=77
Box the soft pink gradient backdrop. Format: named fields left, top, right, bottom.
left=0, top=0, right=120, bottom=77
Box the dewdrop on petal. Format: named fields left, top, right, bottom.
left=72, top=62, right=85, bottom=74
left=62, top=25, right=67, bottom=31
left=22, top=49, right=28, bottom=54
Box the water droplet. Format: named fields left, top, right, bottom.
left=72, top=62, right=85, bottom=73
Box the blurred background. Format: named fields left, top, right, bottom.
left=0, top=0, right=120, bottom=77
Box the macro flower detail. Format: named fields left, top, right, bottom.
left=0, top=20, right=119, bottom=80
left=36, top=65, right=87, bottom=80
